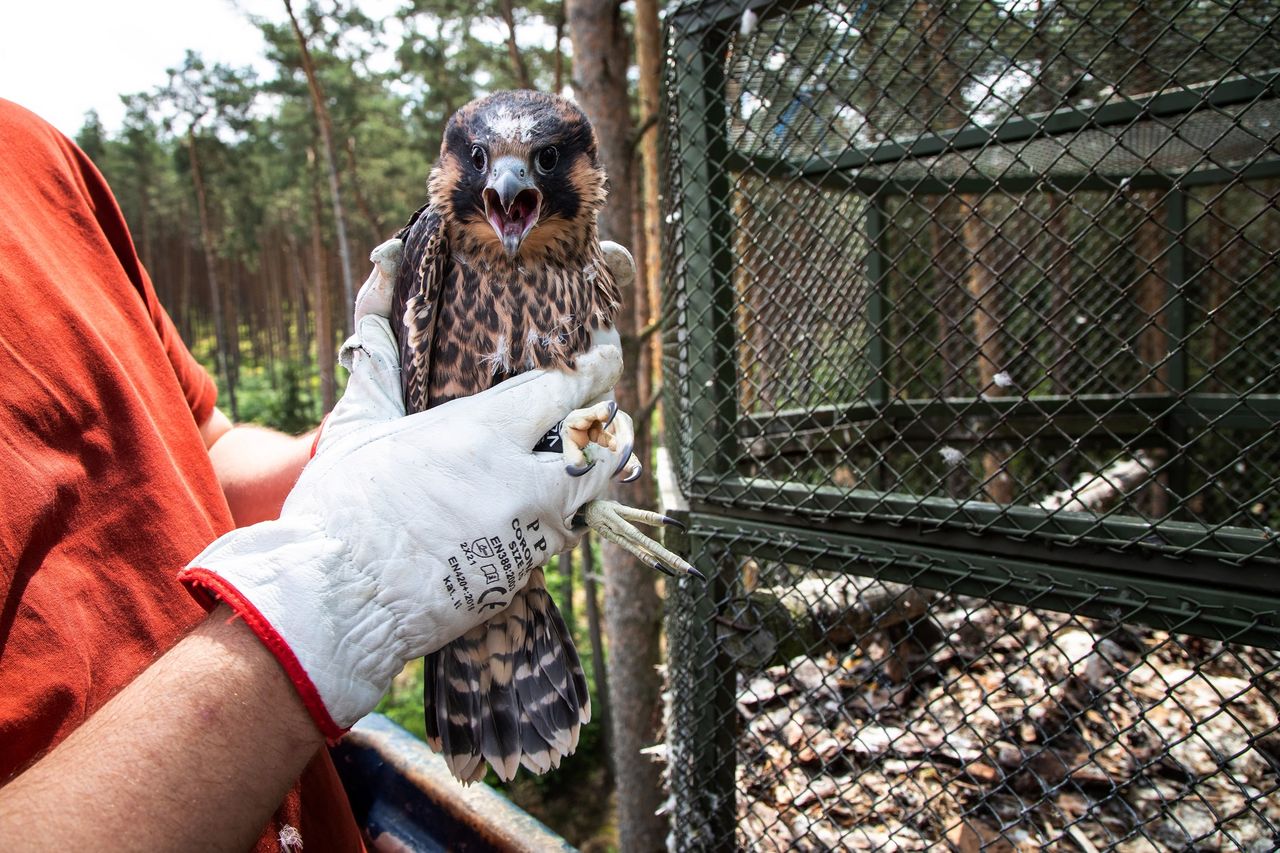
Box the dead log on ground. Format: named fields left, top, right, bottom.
left=1035, top=449, right=1165, bottom=513
left=718, top=575, right=937, bottom=667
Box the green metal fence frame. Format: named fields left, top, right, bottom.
left=663, top=0, right=1280, bottom=576
left=660, top=0, right=1280, bottom=847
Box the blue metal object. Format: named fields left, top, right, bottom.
left=331, top=714, right=577, bottom=852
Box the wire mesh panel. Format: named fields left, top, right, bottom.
left=661, top=0, right=1280, bottom=565
left=659, top=0, right=1280, bottom=848
left=666, top=524, right=1280, bottom=850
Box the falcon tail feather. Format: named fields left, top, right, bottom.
left=423, top=569, right=591, bottom=783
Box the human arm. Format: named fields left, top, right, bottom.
left=199, top=406, right=318, bottom=527
left=0, top=606, right=322, bottom=851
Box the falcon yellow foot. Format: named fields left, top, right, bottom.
left=583, top=500, right=703, bottom=580
left=558, top=400, right=703, bottom=581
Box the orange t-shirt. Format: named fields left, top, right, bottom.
left=0, top=99, right=363, bottom=850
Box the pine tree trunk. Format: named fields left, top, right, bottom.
left=222, top=256, right=242, bottom=387
left=566, top=1, right=666, bottom=845
left=558, top=548, right=575, bottom=638
left=1205, top=195, right=1229, bottom=393
left=284, top=0, right=356, bottom=337
left=288, top=234, right=314, bottom=390
left=263, top=229, right=285, bottom=377
left=580, top=535, right=612, bottom=786
left=552, top=1, right=566, bottom=95
left=498, top=0, right=533, bottom=89
left=962, top=199, right=1013, bottom=503
left=186, top=128, right=237, bottom=419
left=344, top=135, right=386, bottom=247
left=136, top=172, right=154, bottom=279
left=177, top=219, right=193, bottom=344
left=636, top=0, right=663, bottom=411
left=309, top=153, right=336, bottom=413
left=1132, top=189, right=1170, bottom=518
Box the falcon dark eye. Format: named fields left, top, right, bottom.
left=471, top=145, right=487, bottom=172
left=535, top=146, right=559, bottom=174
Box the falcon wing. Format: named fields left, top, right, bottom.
left=391, top=204, right=450, bottom=413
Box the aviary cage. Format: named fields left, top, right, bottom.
left=658, top=0, right=1280, bottom=848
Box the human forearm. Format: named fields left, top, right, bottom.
left=207, top=423, right=317, bottom=527
left=0, top=606, right=323, bottom=851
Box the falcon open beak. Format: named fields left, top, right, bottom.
left=483, top=156, right=542, bottom=257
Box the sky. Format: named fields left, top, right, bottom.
left=0, top=0, right=392, bottom=139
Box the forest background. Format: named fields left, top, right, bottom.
left=64, top=0, right=669, bottom=848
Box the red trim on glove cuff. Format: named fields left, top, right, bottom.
left=180, top=568, right=347, bottom=742
left=309, top=414, right=330, bottom=459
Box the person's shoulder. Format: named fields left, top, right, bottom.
left=0, top=99, right=66, bottom=146
left=0, top=99, right=85, bottom=183
left=0, top=99, right=112, bottom=228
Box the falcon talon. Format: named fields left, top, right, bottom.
left=660, top=515, right=688, bottom=532
left=604, top=400, right=619, bottom=429
left=565, top=460, right=597, bottom=477
left=652, top=561, right=676, bottom=577
left=613, top=442, right=633, bottom=476
left=621, top=465, right=643, bottom=483
left=687, top=566, right=708, bottom=582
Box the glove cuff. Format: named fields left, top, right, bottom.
left=182, top=566, right=345, bottom=740
left=178, top=518, right=405, bottom=740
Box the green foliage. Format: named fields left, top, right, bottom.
left=75, top=110, right=108, bottom=162
left=233, top=359, right=324, bottom=433
left=192, top=325, right=348, bottom=432
left=378, top=657, right=428, bottom=740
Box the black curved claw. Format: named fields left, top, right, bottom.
left=652, top=561, right=676, bottom=577
left=604, top=400, right=619, bottom=429
left=660, top=515, right=688, bottom=532
left=613, top=442, right=634, bottom=476
left=687, top=566, right=708, bottom=582
left=621, top=464, right=643, bottom=483
left=566, top=460, right=597, bottom=477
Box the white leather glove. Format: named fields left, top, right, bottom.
left=180, top=239, right=625, bottom=738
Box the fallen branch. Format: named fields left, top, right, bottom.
left=1035, top=449, right=1165, bottom=512
left=721, top=575, right=937, bottom=666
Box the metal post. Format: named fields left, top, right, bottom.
left=671, top=25, right=739, bottom=504
left=665, top=536, right=738, bottom=851
left=1164, top=186, right=1190, bottom=511
left=1164, top=187, right=1188, bottom=394
left=665, top=19, right=740, bottom=851
left=865, top=196, right=889, bottom=406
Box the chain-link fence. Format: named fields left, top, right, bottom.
left=658, top=0, right=1280, bottom=848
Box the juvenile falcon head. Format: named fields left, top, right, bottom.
left=427, top=90, right=607, bottom=263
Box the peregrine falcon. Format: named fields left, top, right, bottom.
left=391, top=90, right=698, bottom=782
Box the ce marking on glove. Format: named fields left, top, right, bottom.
left=443, top=518, right=548, bottom=613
